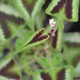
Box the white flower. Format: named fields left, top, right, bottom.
left=49, top=19, right=56, bottom=28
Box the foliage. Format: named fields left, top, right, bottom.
left=0, top=0, right=80, bottom=80
left=0, top=26, right=6, bottom=43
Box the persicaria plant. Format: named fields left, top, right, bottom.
left=0, top=0, right=80, bottom=80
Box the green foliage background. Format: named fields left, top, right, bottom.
left=0, top=0, right=80, bottom=80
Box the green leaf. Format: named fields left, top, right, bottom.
left=14, top=34, right=48, bottom=55
left=35, top=12, right=45, bottom=29
left=33, top=70, right=43, bottom=80
left=6, top=29, right=49, bottom=59
left=46, top=0, right=79, bottom=22
left=11, top=0, right=32, bottom=30
left=0, top=26, right=6, bottom=42
left=8, top=60, right=22, bottom=79
left=65, top=65, right=74, bottom=80
left=0, top=59, right=21, bottom=79
left=74, top=62, right=80, bottom=77
left=0, top=58, right=11, bottom=70
left=52, top=54, right=64, bottom=66
left=64, top=32, right=80, bottom=43
left=0, top=3, right=21, bottom=17
left=31, top=0, right=45, bottom=27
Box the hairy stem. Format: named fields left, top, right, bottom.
left=45, top=47, right=56, bottom=80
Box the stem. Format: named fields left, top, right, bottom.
left=48, top=53, right=56, bottom=80
left=56, top=29, right=64, bottom=52
left=45, top=47, right=56, bottom=80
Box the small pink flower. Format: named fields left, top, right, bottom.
left=49, top=19, right=56, bottom=28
